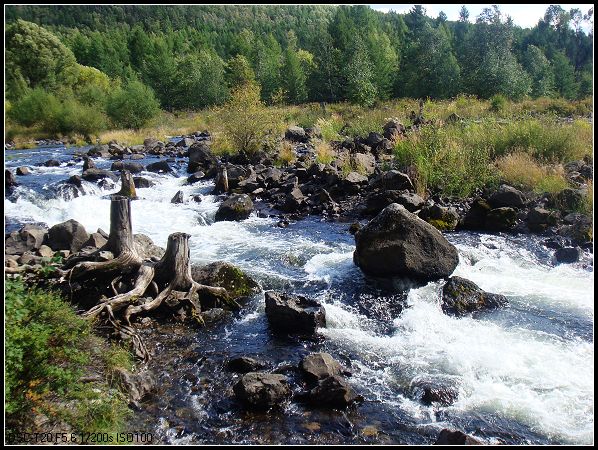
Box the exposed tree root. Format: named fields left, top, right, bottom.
left=54, top=196, right=231, bottom=362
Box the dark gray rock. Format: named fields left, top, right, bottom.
left=441, top=276, right=507, bottom=317
left=133, top=234, right=165, bottom=260
left=411, top=378, right=459, bottom=406
left=112, top=368, right=157, bottom=406
left=434, top=429, right=483, bottom=445
left=419, top=204, right=460, bottom=231
left=461, top=198, right=492, bottom=230
left=301, top=375, right=361, bottom=409
left=233, top=372, right=291, bottom=409
left=264, top=291, right=326, bottom=335
left=354, top=203, right=459, bottom=280
left=83, top=232, right=107, bottom=249
left=226, top=357, right=267, bottom=374
left=300, top=353, right=343, bottom=383
left=285, top=126, right=308, bottom=143
left=214, top=194, right=254, bottom=221
left=170, top=190, right=184, bottom=204
left=43, top=159, right=61, bottom=167
left=188, top=142, right=218, bottom=175
left=370, top=170, right=414, bottom=191
left=82, top=168, right=118, bottom=183
left=5, top=224, right=48, bottom=255
left=111, top=161, right=144, bottom=174
left=16, top=166, right=30, bottom=176
left=133, top=177, right=154, bottom=188
left=526, top=207, right=559, bottom=232
left=47, top=219, right=90, bottom=253
left=485, top=207, right=517, bottom=231
left=146, top=161, right=172, bottom=173
left=191, top=261, right=259, bottom=300
left=554, top=247, right=581, bottom=264
left=488, top=184, right=526, bottom=208
left=187, top=171, right=205, bottom=184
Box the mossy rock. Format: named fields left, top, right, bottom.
left=191, top=261, right=260, bottom=301
left=427, top=218, right=456, bottom=232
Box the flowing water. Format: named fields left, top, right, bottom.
left=5, top=146, right=594, bottom=444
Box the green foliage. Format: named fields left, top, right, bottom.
left=522, top=45, right=555, bottom=98
left=216, top=81, right=283, bottom=155
left=107, top=79, right=160, bottom=129
left=226, top=54, right=256, bottom=89
left=394, top=125, right=498, bottom=197
left=345, top=37, right=378, bottom=107
left=5, top=19, right=79, bottom=99
left=552, top=51, right=579, bottom=100
left=5, top=278, right=91, bottom=416
left=490, top=94, right=508, bottom=113
left=8, top=88, right=62, bottom=127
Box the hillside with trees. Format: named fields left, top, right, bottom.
left=5, top=4, right=594, bottom=136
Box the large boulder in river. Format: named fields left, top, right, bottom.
left=111, top=161, right=144, bottom=174
left=441, top=276, right=507, bottom=317
left=6, top=169, right=18, bottom=191
left=264, top=291, right=326, bottom=335
left=191, top=261, right=259, bottom=300
left=353, top=203, right=459, bottom=280
left=47, top=219, right=90, bottom=253
left=301, top=375, right=361, bottom=409
left=187, top=142, right=218, bottom=176
left=5, top=224, right=48, bottom=255
left=233, top=372, right=291, bottom=409
left=485, top=207, right=517, bottom=231
left=214, top=194, right=253, bottom=221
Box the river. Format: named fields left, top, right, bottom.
left=5, top=145, right=594, bottom=444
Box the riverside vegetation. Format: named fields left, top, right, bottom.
left=4, top=3, right=594, bottom=446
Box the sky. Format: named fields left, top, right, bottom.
left=368, top=4, right=594, bottom=32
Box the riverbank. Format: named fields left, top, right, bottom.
left=4, top=109, right=594, bottom=444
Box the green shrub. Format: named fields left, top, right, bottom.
left=490, top=94, right=508, bottom=113
left=5, top=278, right=132, bottom=437
left=107, top=80, right=161, bottom=129
left=44, top=98, right=108, bottom=137
left=5, top=278, right=90, bottom=417
left=215, top=81, right=284, bottom=155
left=8, top=88, right=61, bottom=127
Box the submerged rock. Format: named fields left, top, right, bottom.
left=214, top=194, right=253, bottom=221
left=411, top=378, right=459, bottom=406
left=233, top=372, right=291, bottom=409
left=264, top=291, right=326, bottom=335
left=441, top=276, right=507, bottom=316
left=226, top=356, right=267, bottom=374
left=353, top=203, right=459, bottom=280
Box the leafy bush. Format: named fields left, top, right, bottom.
left=5, top=278, right=90, bottom=416
left=215, top=81, right=283, bottom=155
left=44, top=97, right=108, bottom=137
left=5, top=278, right=132, bottom=437
left=107, top=80, right=161, bottom=129
left=8, top=88, right=61, bottom=127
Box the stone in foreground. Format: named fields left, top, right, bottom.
left=300, top=353, right=342, bottom=383
left=264, top=291, right=326, bottom=335
left=434, top=429, right=483, bottom=445
left=233, top=372, right=291, bottom=409
left=353, top=203, right=459, bottom=280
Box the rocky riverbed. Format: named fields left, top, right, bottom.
left=4, top=130, right=594, bottom=444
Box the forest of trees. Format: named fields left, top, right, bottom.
left=5, top=5, right=594, bottom=132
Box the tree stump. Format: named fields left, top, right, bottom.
left=117, top=170, right=138, bottom=199
left=214, top=165, right=229, bottom=194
